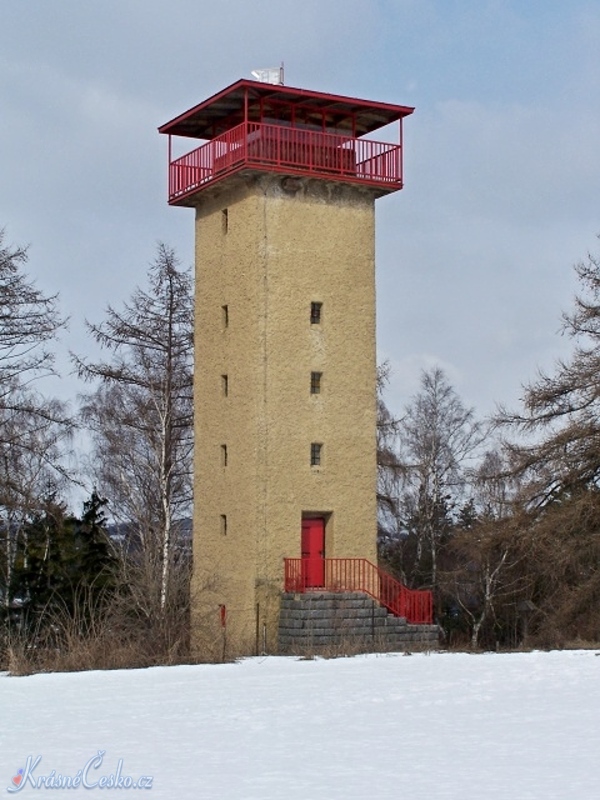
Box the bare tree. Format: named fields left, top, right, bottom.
left=376, top=363, right=404, bottom=553
left=494, top=240, right=600, bottom=645
left=0, top=229, right=65, bottom=395
left=0, top=230, right=71, bottom=610
left=445, top=519, right=523, bottom=648
left=0, top=400, right=72, bottom=603
left=74, top=244, right=193, bottom=614
left=440, top=450, right=526, bottom=648
left=383, top=368, right=485, bottom=592
left=499, top=244, right=600, bottom=506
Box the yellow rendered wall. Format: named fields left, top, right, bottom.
left=191, top=173, right=378, bottom=657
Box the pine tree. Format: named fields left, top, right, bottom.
left=9, top=492, right=117, bottom=630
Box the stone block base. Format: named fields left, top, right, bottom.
left=278, top=591, right=439, bottom=654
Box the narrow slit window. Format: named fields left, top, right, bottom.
left=222, top=305, right=229, bottom=328
left=310, top=372, right=322, bottom=394
left=221, top=208, right=229, bottom=233
left=221, top=444, right=228, bottom=467
left=310, top=442, right=322, bottom=467
left=221, top=374, right=229, bottom=397
left=220, top=514, right=228, bottom=536
left=310, top=302, right=322, bottom=325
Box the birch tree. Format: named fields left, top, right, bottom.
left=376, top=363, right=404, bottom=552
left=442, top=451, right=525, bottom=647
left=387, top=368, right=484, bottom=591
left=74, top=244, right=193, bottom=614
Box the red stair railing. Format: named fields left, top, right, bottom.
left=284, top=558, right=433, bottom=625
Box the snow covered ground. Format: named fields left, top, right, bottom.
left=2, top=650, right=599, bottom=799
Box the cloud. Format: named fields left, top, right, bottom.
left=0, top=0, right=599, bottom=428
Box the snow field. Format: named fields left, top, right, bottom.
left=2, top=650, right=599, bottom=799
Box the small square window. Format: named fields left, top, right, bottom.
left=220, top=444, right=228, bottom=467
left=310, top=372, right=322, bottom=394
left=220, top=514, right=228, bottom=536
left=310, top=442, right=322, bottom=467
left=221, top=374, right=229, bottom=397
left=310, top=302, right=322, bottom=325
left=222, top=305, right=229, bottom=328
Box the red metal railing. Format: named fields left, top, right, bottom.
left=284, top=558, right=433, bottom=625
left=168, top=122, right=403, bottom=202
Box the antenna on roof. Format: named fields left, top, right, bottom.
left=251, top=63, right=284, bottom=85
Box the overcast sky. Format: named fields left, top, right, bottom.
left=2, top=0, right=599, bottom=422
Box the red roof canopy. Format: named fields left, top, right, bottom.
left=158, top=79, right=414, bottom=140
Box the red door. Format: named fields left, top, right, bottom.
left=301, top=518, right=325, bottom=588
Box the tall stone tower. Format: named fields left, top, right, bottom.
left=159, top=79, right=414, bottom=656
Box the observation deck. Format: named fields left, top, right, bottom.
left=159, top=79, right=414, bottom=206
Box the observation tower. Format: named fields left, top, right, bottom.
left=160, top=78, right=431, bottom=656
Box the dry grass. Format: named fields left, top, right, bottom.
left=1, top=561, right=193, bottom=676
left=2, top=602, right=191, bottom=676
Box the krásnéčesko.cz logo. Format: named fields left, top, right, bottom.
left=7, top=752, right=153, bottom=792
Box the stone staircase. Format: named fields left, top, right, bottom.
left=278, top=591, right=439, bottom=654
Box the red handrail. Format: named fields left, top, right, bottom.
left=284, top=558, right=433, bottom=625
left=168, top=122, right=403, bottom=202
